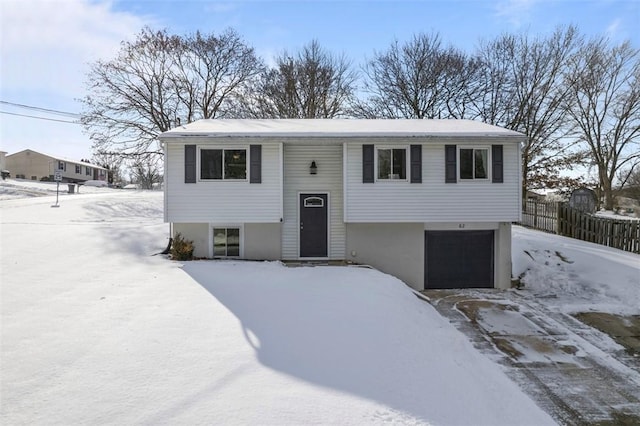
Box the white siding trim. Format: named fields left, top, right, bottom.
left=517, top=142, right=523, bottom=222
left=343, top=142, right=348, bottom=223
left=163, top=142, right=168, bottom=222
left=279, top=142, right=284, bottom=220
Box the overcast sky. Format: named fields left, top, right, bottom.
left=1, top=0, right=638, bottom=160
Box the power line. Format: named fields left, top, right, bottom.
left=0, top=110, right=78, bottom=124
left=0, top=100, right=81, bottom=118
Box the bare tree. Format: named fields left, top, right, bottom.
left=130, top=158, right=163, bottom=190
left=471, top=36, right=516, bottom=126
left=621, top=166, right=640, bottom=201
left=354, top=33, right=480, bottom=119
left=173, top=29, right=264, bottom=122
left=475, top=26, right=587, bottom=197
left=91, top=151, right=125, bottom=184
left=80, top=28, right=180, bottom=162
left=564, top=38, right=640, bottom=210
left=239, top=40, right=357, bottom=118
left=80, top=27, right=263, bottom=161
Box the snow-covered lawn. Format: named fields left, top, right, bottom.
left=513, top=226, right=640, bottom=315
left=0, top=182, right=555, bottom=424
left=0, top=178, right=119, bottom=200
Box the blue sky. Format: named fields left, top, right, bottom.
left=1, top=0, right=638, bottom=160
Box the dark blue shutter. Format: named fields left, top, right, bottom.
left=410, top=145, right=422, bottom=183
left=250, top=145, right=261, bottom=183
left=492, top=145, right=503, bottom=183
left=363, top=145, right=374, bottom=183
left=445, top=145, right=457, bottom=183
left=185, top=145, right=196, bottom=183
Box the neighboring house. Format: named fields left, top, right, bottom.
left=0, top=150, right=7, bottom=170
left=161, top=119, right=524, bottom=290
left=5, top=149, right=107, bottom=183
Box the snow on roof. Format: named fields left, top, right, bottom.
left=7, top=149, right=107, bottom=170
left=160, top=119, right=525, bottom=139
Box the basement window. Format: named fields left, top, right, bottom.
left=213, top=227, right=240, bottom=257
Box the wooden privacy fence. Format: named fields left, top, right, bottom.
left=557, top=204, right=640, bottom=254
left=521, top=199, right=558, bottom=233
left=520, top=200, right=640, bottom=254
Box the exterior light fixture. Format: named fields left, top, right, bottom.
left=310, top=161, right=317, bottom=175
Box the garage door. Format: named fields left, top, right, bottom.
left=424, top=230, right=494, bottom=289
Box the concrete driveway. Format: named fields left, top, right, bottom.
left=421, top=289, right=640, bottom=425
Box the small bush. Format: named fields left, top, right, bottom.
left=170, top=233, right=194, bottom=261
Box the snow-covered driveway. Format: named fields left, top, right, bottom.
left=424, top=226, right=640, bottom=424
left=1, top=187, right=554, bottom=425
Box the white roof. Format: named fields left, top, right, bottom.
left=160, top=119, right=524, bottom=139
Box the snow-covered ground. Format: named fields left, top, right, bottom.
left=3, top=179, right=639, bottom=424
left=0, top=180, right=558, bottom=425
left=513, top=226, right=640, bottom=316
left=426, top=227, right=640, bottom=423
left=0, top=178, right=119, bottom=200
left=596, top=209, right=640, bottom=220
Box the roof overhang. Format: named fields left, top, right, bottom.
left=159, top=119, right=526, bottom=142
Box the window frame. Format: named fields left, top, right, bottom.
left=199, top=147, right=248, bottom=181
left=458, top=147, right=490, bottom=181
left=211, top=225, right=243, bottom=258
left=375, top=146, right=409, bottom=182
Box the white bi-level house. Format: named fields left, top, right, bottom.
left=160, top=119, right=524, bottom=291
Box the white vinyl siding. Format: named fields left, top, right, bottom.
left=282, top=144, right=345, bottom=259
left=345, top=139, right=521, bottom=222
left=165, top=140, right=281, bottom=223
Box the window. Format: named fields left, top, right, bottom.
left=86, top=166, right=92, bottom=176
left=460, top=148, right=488, bottom=180
left=57, top=161, right=65, bottom=171
left=304, top=197, right=324, bottom=207
left=201, top=149, right=246, bottom=180
left=75, top=165, right=81, bottom=174
left=213, top=227, right=240, bottom=257
left=377, top=148, right=406, bottom=180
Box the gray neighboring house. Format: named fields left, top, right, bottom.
left=5, top=149, right=108, bottom=183
left=160, top=119, right=524, bottom=290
